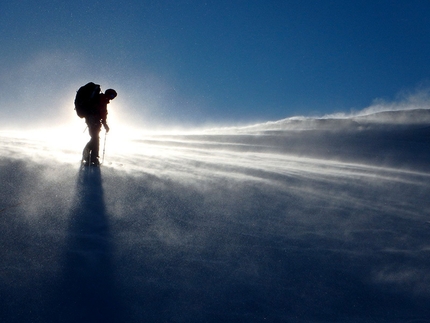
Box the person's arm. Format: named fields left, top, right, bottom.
left=100, top=96, right=110, bottom=132
left=103, top=121, right=110, bottom=132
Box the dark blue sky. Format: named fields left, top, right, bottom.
left=1, top=0, right=430, bottom=128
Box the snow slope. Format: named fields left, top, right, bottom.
left=1, top=110, right=430, bottom=322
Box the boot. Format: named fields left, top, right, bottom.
left=82, top=147, right=90, bottom=165
left=90, top=156, right=100, bottom=166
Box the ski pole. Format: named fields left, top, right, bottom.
left=102, top=130, right=107, bottom=164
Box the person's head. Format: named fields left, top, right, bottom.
left=105, top=89, right=117, bottom=100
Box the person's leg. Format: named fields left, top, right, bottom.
left=88, top=123, right=101, bottom=163
left=82, top=144, right=90, bottom=163
left=83, top=118, right=101, bottom=164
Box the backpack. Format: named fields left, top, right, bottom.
left=74, top=82, right=101, bottom=118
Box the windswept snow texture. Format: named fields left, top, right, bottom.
left=1, top=110, right=430, bottom=322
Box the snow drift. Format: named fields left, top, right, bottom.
left=1, top=109, right=430, bottom=322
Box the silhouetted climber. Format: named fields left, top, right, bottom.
left=74, top=83, right=117, bottom=166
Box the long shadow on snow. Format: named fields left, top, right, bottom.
left=54, top=166, right=125, bottom=323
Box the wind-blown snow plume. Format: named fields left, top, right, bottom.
left=1, top=108, right=430, bottom=322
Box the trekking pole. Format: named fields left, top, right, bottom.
left=101, top=130, right=107, bottom=164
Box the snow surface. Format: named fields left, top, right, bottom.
left=1, top=109, right=430, bottom=322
